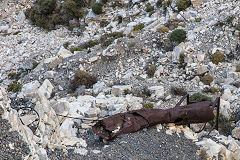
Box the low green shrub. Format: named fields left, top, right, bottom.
left=169, top=29, right=187, bottom=44
left=99, top=32, right=125, bottom=47
left=189, top=93, right=211, bottom=102
left=25, top=0, right=88, bottom=30
left=7, top=81, right=22, bottom=92
left=142, top=103, right=154, bottom=108
left=63, top=0, right=84, bottom=18
left=133, top=24, right=144, bottom=31
left=92, top=2, right=103, bottom=15
left=177, top=0, right=191, bottom=11
left=70, top=47, right=82, bottom=53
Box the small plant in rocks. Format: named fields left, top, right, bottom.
left=146, top=65, right=157, bottom=78
left=92, top=2, right=103, bottom=15
left=32, top=61, right=39, bottom=70
left=157, top=26, right=169, bottom=33
left=70, top=70, right=97, bottom=92
left=189, top=93, right=211, bottom=103
left=70, top=47, right=82, bottom=53
left=7, top=81, right=22, bottom=92
left=124, top=89, right=131, bottom=95
left=142, top=103, right=154, bottom=108
left=200, top=74, right=214, bottom=85
left=99, top=32, right=125, bottom=47
left=226, top=16, right=234, bottom=24
left=133, top=24, right=145, bottom=31
left=177, top=0, right=191, bottom=12
left=209, top=113, right=234, bottom=136
left=162, top=0, right=172, bottom=10
left=169, top=29, right=187, bottom=44
left=145, top=3, right=154, bottom=12
left=211, top=51, right=225, bottom=65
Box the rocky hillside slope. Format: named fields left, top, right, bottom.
left=0, top=0, right=240, bottom=159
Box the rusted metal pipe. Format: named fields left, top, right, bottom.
left=92, top=94, right=220, bottom=141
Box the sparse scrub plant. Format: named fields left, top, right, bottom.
left=70, top=70, right=97, bottom=92
left=169, top=29, right=187, bottom=44
left=92, top=2, right=103, bottom=15
left=133, top=24, right=144, bottom=31
left=177, top=0, right=191, bottom=11
left=189, top=93, right=211, bottom=102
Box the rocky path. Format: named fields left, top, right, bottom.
left=47, top=127, right=200, bottom=160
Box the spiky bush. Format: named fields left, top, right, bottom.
left=169, top=29, right=187, bottom=44
left=25, top=0, right=89, bottom=30
left=63, top=0, right=84, bottom=18
left=70, top=70, right=97, bottom=92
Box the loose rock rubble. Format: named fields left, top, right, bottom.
left=1, top=0, right=240, bottom=159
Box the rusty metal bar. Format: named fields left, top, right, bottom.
left=92, top=94, right=220, bottom=141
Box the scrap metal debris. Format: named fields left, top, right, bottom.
left=92, top=94, right=220, bottom=141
